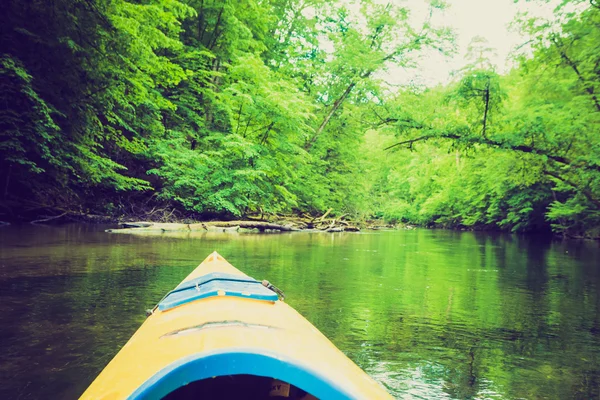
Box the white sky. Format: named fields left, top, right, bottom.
left=303, top=0, right=570, bottom=87
left=379, top=0, right=559, bottom=87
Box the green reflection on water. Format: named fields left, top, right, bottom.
left=0, top=225, right=599, bottom=399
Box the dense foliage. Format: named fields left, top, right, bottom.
left=1, top=0, right=598, bottom=237
left=369, top=1, right=600, bottom=238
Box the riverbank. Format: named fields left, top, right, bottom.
left=3, top=208, right=596, bottom=239
left=3, top=204, right=596, bottom=239
left=0, top=207, right=398, bottom=233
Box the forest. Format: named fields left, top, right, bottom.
left=1, top=0, right=599, bottom=238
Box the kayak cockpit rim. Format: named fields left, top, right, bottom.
left=127, top=348, right=354, bottom=400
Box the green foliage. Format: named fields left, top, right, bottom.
left=1, top=0, right=192, bottom=208
left=367, top=4, right=600, bottom=237
left=0, top=55, right=62, bottom=174
left=1, top=0, right=598, bottom=237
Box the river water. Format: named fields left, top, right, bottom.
left=0, top=224, right=599, bottom=399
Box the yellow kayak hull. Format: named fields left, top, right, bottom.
left=81, top=251, right=392, bottom=399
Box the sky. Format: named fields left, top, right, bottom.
left=380, top=0, right=559, bottom=87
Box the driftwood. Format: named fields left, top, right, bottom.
left=30, top=212, right=68, bottom=224
left=107, top=220, right=299, bottom=233
left=121, top=222, right=154, bottom=228
left=17, top=201, right=379, bottom=232
left=106, top=218, right=362, bottom=234
left=201, top=221, right=298, bottom=231
left=317, top=208, right=333, bottom=221
left=235, top=209, right=365, bottom=232
left=27, top=208, right=114, bottom=224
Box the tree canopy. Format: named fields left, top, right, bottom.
left=1, top=0, right=599, bottom=237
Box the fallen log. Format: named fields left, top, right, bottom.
left=105, top=218, right=368, bottom=234
left=121, top=222, right=154, bottom=228
left=202, top=221, right=299, bottom=232
left=107, top=220, right=300, bottom=233
left=106, top=223, right=191, bottom=233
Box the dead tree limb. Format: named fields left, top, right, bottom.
left=203, top=221, right=299, bottom=231
left=30, top=212, right=68, bottom=224
left=318, top=208, right=333, bottom=221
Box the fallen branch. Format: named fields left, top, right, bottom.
left=30, top=212, right=68, bottom=225
left=317, top=208, right=333, bottom=221
left=107, top=218, right=366, bottom=234
left=121, top=222, right=154, bottom=228
left=202, top=220, right=299, bottom=232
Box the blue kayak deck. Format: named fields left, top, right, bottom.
left=157, top=272, right=278, bottom=311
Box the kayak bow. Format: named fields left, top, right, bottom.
left=81, top=251, right=392, bottom=399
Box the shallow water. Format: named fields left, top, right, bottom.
left=0, top=224, right=599, bottom=399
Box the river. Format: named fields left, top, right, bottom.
left=0, top=224, right=599, bottom=399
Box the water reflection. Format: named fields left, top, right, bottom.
left=0, top=225, right=599, bottom=399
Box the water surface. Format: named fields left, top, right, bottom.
left=0, top=224, right=599, bottom=399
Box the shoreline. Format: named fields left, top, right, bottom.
left=1, top=211, right=597, bottom=240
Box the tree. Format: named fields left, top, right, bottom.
left=377, top=4, right=600, bottom=236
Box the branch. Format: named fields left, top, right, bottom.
left=369, top=108, right=399, bottom=128
left=30, top=212, right=68, bottom=224
left=482, top=79, right=490, bottom=137
left=235, top=103, right=243, bottom=135
left=544, top=170, right=600, bottom=209
left=305, top=17, right=440, bottom=152
left=305, top=82, right=356, bottom=151
left=384, top=133, right=442, bottom=150
left=207, top=5, right=225, bottom=50
left=385, top=132, right=600, bottom=173
left=374, top=117, right=399, bottom=128
left=260, top=122, right=275, bottom=145
left=552, top=36, right=600, bottom=112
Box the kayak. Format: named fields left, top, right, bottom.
left=81, top=251, right=392, bottom=399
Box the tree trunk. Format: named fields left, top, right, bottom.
left=304, top=82, right=356, bottom=151
left=482, top=79, right=490, bottom=137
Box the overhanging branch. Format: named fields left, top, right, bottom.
left=385, top=132, right=600, bottom=173
left=544, top=170, right=600, bottom=209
